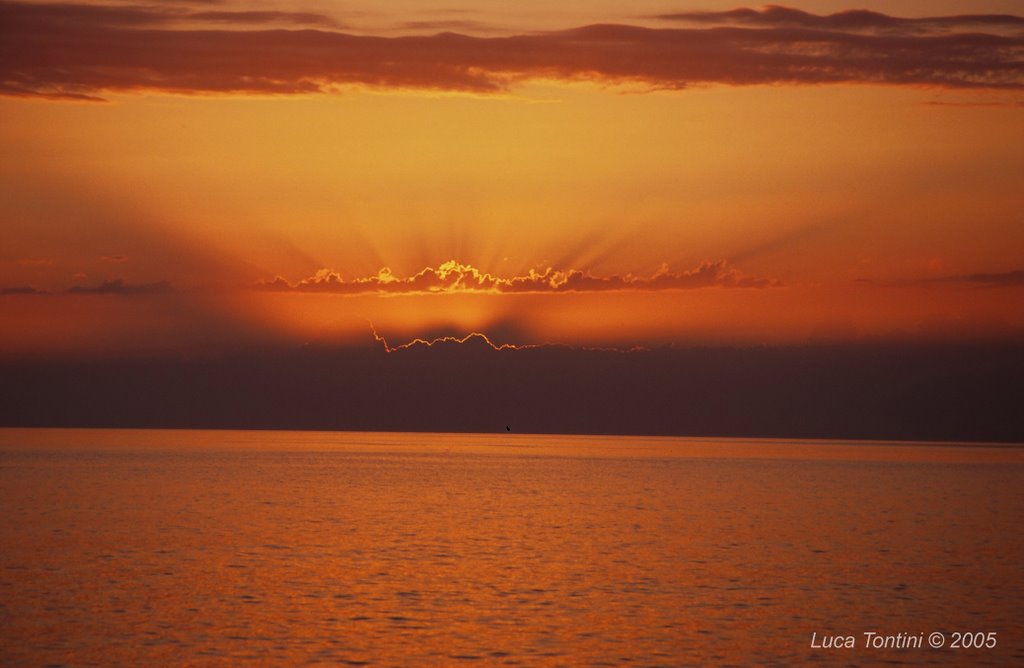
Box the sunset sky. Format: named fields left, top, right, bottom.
left=2, top=0, right=1023, bottom=357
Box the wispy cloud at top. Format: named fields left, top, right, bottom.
left=2, top=2, right=1021, bottom=100
left=656, top=6, right=1024, bottom=35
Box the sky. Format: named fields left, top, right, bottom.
left=1, top=2, right=1023, bottom=362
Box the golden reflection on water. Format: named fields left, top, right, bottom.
left=1, top=429, right=1022, bottom=665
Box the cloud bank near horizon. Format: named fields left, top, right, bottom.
left=10, top=264, right=1024, bottom=298
left=2, top=2, right=1022, bottom=100
left=256, top=260, right=780, bottom=294
left=857, top=269, right=1024, bottom=289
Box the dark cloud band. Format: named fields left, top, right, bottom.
left=1, top=2, right=1021, bottom=100
left=656, top=6, right=1024, bottom=34
left=66, top=279, right=174, bottom=295
left=858, top=269, right=1024, bottom=288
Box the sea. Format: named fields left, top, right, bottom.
left=1, top=429, right=1022, bottom=666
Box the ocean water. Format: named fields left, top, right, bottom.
left=1, top=429, right=1022, bottom=666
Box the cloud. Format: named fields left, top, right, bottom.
left=16, top=258, right=55, bottom=267
left=1, top=2, right=1021, bottom=100
left=399, top=20, right=499, bottom=33
left=256, top=259, right=780, bottom=294
left=858, top=269, right=1024, bottom=288
left=2, top=260, right=776, bottom=296
left=0, top=2, right=339, bottom=29
left=5, top=340, right=1023, bottom=442
left=656, top=6, right=1024, bottom=35
left=958, top=270, right=1024, bottom=287
left=1, top=286, right=45, bottom=295
left=370, top=326, right=535, bottom=353
left=66, top=279, right=174, bottom=295
left=186, top=11, right=341, bottom=27
left=368, top=325, right=647, bottom=354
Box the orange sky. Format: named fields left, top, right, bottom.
left=1, top=1, right=1023, bottom=354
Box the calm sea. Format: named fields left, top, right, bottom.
left=1, top=429, right=1022, bottom=666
